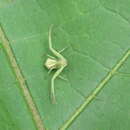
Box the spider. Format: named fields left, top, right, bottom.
left=44, top=25, right=68, bottom=104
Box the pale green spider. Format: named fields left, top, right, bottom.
left=44, top=25, right=68, bottom=104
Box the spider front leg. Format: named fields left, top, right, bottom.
left=51, top=66, right=65, bottom=104
left=48, top=25, right=66, bottom=59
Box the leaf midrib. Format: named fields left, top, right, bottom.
left=0, top=25, right=45, bottom=130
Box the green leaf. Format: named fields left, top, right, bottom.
left=0, top=0, right=130, bottom=130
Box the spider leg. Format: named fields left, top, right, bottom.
left=51, top=66, right=65, bottom=104
left=48, top=67, right=54, bottom=74
left=58, top=46, right=69, bottom=53
left=58, top=75, right=68, bottom=81
left=48, top=25, right=65, bottom=59
left=47, top=54, right=56, bottom=59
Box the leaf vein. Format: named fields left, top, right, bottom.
left=98, top=0, right=130, bottom=26
left=60, top=49, right=130, bottom=130
left=0, top=25, right=45, bottom=130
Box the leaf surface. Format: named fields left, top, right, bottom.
left=0, top=0, right=130, bottom=130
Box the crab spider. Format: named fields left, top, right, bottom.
left=44, top=25, right=68, bottom=104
